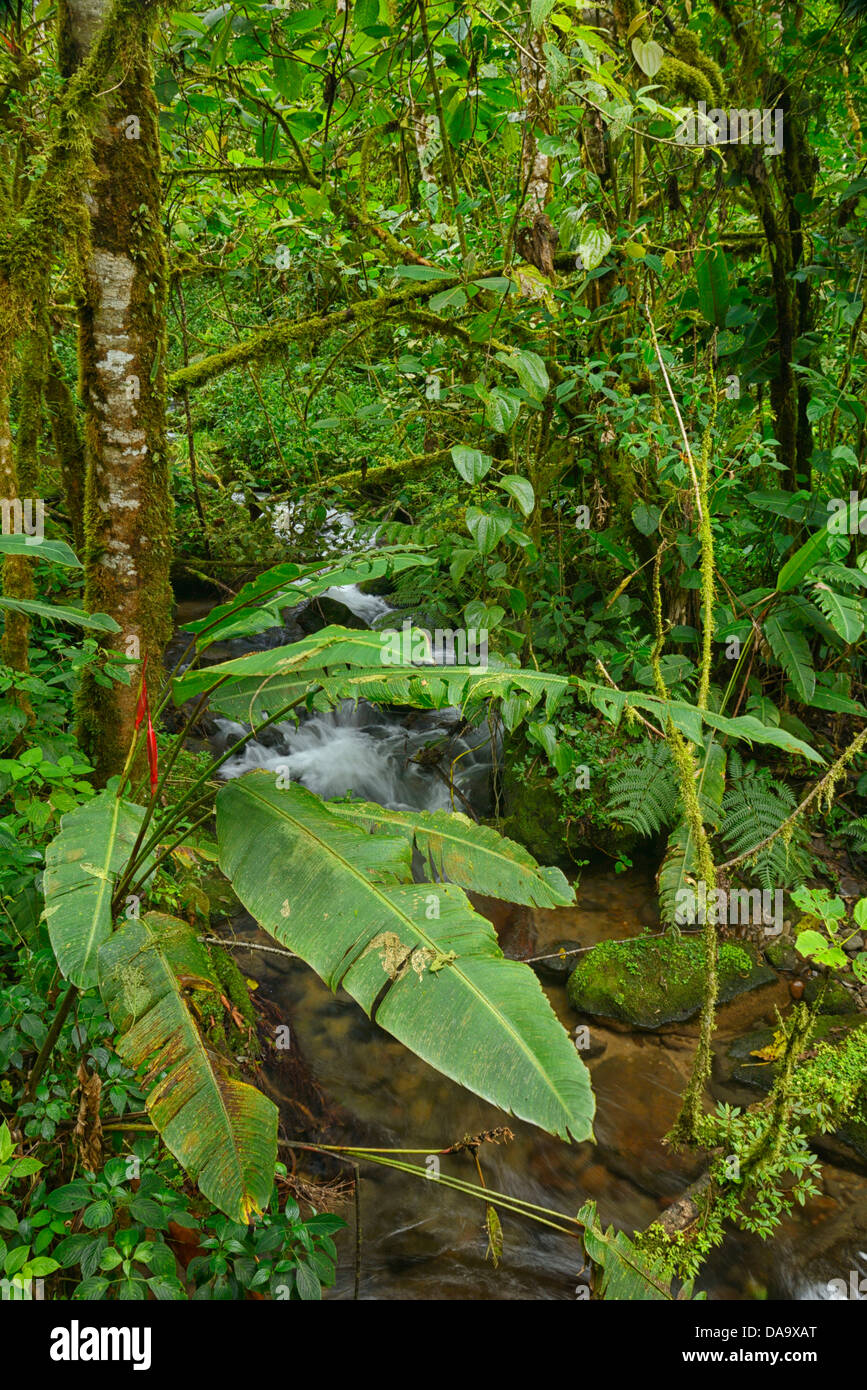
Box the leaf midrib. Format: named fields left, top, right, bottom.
left=233, top=780, right=585, bottom=1132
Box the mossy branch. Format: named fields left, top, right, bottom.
left=166, top=274, right=494, bottom=395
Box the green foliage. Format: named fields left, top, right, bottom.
left=217, top=776, right=594, bottom=1143
left=718, top=756, right=810, bottom=892
left=608, top=741, right=679, bottom=838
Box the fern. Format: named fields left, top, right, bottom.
left=840, top=815, right=867, bottom=856
left=608, top=741, right=679, bottom=837
left=718, top=758, right=809, bottom=891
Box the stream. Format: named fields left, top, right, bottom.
left=185, top=504, right=867, bottom=1301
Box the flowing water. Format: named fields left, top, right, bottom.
left=199, top=516, right=867, bottom=1301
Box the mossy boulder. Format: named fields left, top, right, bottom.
left=501, top=751, right=573, bottom=865
left=727, top=1013, right=867, bottom=1090
left=566, top=933, right=776, bottom=1029
left=804, top=976, right=859, bottom=1015
left=764, top=938, right=800, bottom=972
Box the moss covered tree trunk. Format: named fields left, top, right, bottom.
left=61, top=0, right=173, bottom=782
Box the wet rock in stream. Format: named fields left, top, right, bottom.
left=566, top=934, right=776, bottom=1028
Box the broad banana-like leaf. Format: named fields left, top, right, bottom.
left=172, top=624, right=570, bottom=728
left=578, top=681, right=822, bottom=763
left=217, top=776, right=594, bottom=1143
left=99, top=913, right=277, bottom=1223
left=327, top=800, right=574, bottom=909
left=0, top=596, right=119, bottom=632
left=182, top=550, right=434, bottom=649
left=42, top=792, right=151, bottom=988
left=0, top=535, right=81, bottom=568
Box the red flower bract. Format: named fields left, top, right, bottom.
left=146, top=713, right=159, bottom=797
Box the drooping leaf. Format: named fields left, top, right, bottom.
left=42, top=793, right=151, bottom=989
left=630, top=37, right=664, bottom=78
left=497, top=475, right=535, bottom=517
left=466, top=506, right=512, bottom=554
left=181, top=551, right=433, bottom=649
left=0, top=597, right=119, bottom=632
left=775, top=526, right=831, bottom=593
left=327, top=801, right=574, bottom=908
left=99, top=914, right=277, bottom=1223
left=451, top=446, right=493, bottom=483
left=0, top=535, right=81, bottom=568
left=172, top=627, right=570, bottom=728
left=497, top=349, right=550, bottom=401
left=217, top=777, right=594, bottom=1143
left=694, top=248, right=730, bottom=327
left=764, top=612, right=816, bottom=701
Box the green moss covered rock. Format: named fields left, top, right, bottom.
left=566, top=933, right=776, bottom=1029
left=501, top=755, right=573, bottom=865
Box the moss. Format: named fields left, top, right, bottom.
left=567, top=933, right=775, bottom=1029
left=207, top=941, right=260, bottom=1058
left=73, top=5, right=174, bottom=781
left=804, top=976, right=859, bottom=1015
left=657, top=57, right=716, bottom=107
left=669, top=29, right=726, bottom=106
left=167, top=274, right=469, bottom=395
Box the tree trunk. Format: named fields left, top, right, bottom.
left=60, top=0, right=173, bottom=783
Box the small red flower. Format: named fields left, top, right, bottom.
left=146, top=713, right=159, bottom=797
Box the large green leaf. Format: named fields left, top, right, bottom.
left=327, top=801, right=574, bottom=908
left=577, top=682, right=823, bottom=763
left=764, top=612, right=816, bottom=701
left=775, top=526, right=831, bottom=593
left=99, top=913, right=277, bottom=1223
left=181, top=550, right=434, bottom=649
left=695, top=248, right=730, bottom=327
left=42, top=793, right=151, bottom=989
left=172, top=626, right=570, bottom=728
left=0, top=597, right=119, bottom=632
left=217, top=777, right=594, bottom=1143
left=0, top=535, right=81, bottom=568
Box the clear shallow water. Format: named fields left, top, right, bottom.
left=201, top=512, right=867, bottom=1300
left=233, top=869, right=867, bottom=1301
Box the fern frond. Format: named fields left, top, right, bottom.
left=608, top=741, right=679, bottom=838
left=718, top=771, right=809, bottom=891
